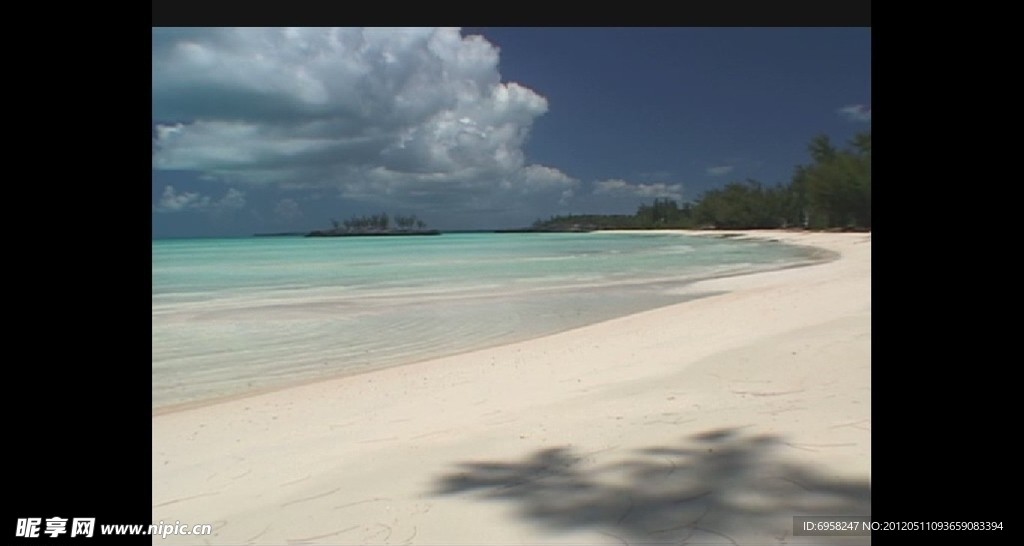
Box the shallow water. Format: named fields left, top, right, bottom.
left=152, top=232, right=822, bottom=408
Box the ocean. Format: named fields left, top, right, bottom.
left=152, top=232, right=825, bottom=409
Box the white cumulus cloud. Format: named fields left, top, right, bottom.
left=837, top=104, right=871, bottom=122
left=706, top=165, right=734, bottom=176
left=152, top=28, right=575, bottom=212
left=155, top=185, right=246, bottom=213
left=593, top=179, right=683, bottom=202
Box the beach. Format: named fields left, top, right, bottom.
left=152, top=230, right=871, bottom=545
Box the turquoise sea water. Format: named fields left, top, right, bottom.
left=152, top=232, right=824, bottom=409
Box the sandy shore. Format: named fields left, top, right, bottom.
left=153, top=230, right=871, bottom=545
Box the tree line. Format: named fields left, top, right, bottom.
left=330, top=213, right=427, bottom=231
left=535, top=131, right=871, bottom=231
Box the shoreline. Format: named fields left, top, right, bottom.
left=153, top=230, right=837, bottom=416
left=154, top=229, right=870, bottom=544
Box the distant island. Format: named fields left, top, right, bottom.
left=307, top=212, right=440, bottom=237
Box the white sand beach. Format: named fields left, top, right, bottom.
left=152, top=230, right=871, bottom=545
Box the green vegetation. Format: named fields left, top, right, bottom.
left=534, top=131, right=871, bottom=231
left=693, top=180, right=797, bottom=229
left=310, top=212, right=437, bottom=237
left=794, top=132, right=871, bottom=229
left=532, top=201, right=693, bottom=230
left=327, top=212, right=428, bottom=232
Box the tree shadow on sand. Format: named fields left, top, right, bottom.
left=433, top=427, right=870, bottom=544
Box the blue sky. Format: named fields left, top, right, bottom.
left=152, top=27, right=870, bottom=237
